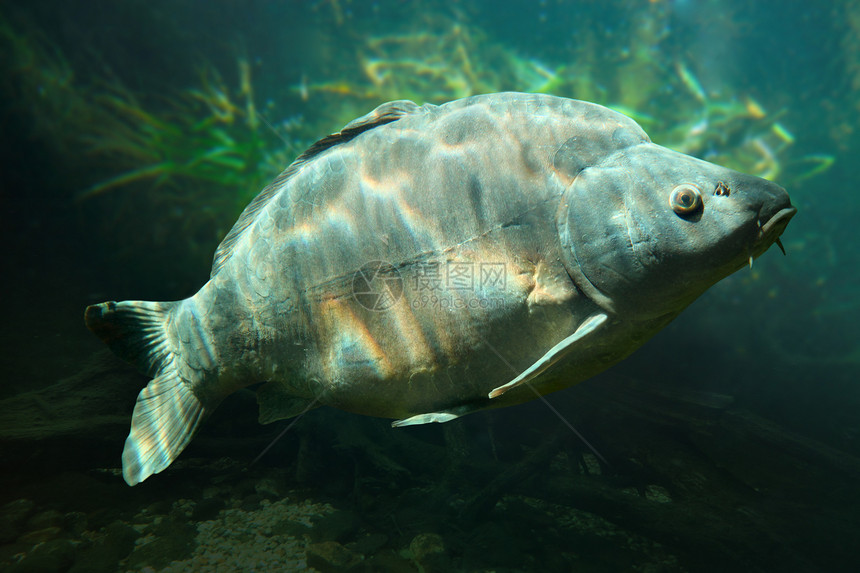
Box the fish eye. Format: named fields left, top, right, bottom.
left=669, top=184, right=703, bottom=216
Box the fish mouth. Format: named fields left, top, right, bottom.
left=753, top=206, right=797, bottom=257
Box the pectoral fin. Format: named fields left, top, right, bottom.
left=488, top=313, right=608, bottom=399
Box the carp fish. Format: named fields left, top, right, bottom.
left=85, top=93, right=795, bottom=485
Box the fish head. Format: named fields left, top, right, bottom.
left=558, top=143, right=796, bottom=320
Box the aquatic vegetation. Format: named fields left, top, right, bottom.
left=293, top=10, right=832, bottom=185
left=292, top=16, right=530, bottom=128
left=0, top=14, right=273, bottom=238
left=72, top=62, right=317, bottom=265
left=0, top=2, right=832, bottom=270
left=5, top=4, right=833, bottom=212
left=358, top=23, right=508, bottom=102
left=0, top=10, right=314, bottom=266
left=78, top=60, right=305, bottom=208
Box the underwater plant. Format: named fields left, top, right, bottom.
left=1, top=3, right=832, bottom=268
left=78, top=60, right=306, bottom=206
left=0, top=10, right=307, bottom=265
left=291, top=9, right=831, bottom=185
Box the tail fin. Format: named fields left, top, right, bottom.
left=85, top=301, right=205, bottom=486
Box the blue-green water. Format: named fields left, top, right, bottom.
left=1, top=1, right=858, bottom=571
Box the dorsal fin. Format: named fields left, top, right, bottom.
left=210, top=99, right=426, bottom=277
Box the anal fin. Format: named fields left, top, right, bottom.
left=488, top=312, right=608, bottom=399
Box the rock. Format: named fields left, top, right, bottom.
left=347, top=532, right=389, bottom=556
left=496, top=497, right=555, bottom=527
left=240, top=493, right=264, bottom=511
left=0, top=541, right=33, bottom=567
left=16, top=508, right=67, bottom=546
left=191, top=497, right=225, bottom=521
left=9, top=538, right=75, bottom=573
left=0, top=499, right=35, bottom=543
left=26, top=510, right=64, bottom=531
left=233, top=478, right=259, bottom=498
left=17, top=527, right=62, bottom=545
left=354, top=549, right=416, bottom=573
left=270, top=518, right=311, bottom=538
left=409, top=533, right=447, bottom=573
left=144, top=500, right=171, bottom=516
left=254, top=477, right=286, bottom=499
left=311, top=510, right=360, bottom=542
left=69, top=520, right=139, bottom=573
left=644, top=484, right=672, bottom=503
left=64, top=512, right=87, bottom=536
left=462, top=521, right=526, bottom=569
left=126, top=518, right=195, bottom=570
left=306, top=541, right=361, bottom=572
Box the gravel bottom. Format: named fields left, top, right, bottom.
left=127, top=496, right=335, bottom=573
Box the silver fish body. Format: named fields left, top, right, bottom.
left=85, top=93, right=795, bottom=485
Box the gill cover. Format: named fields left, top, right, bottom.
left=556, top=153, right=653, bottom=317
